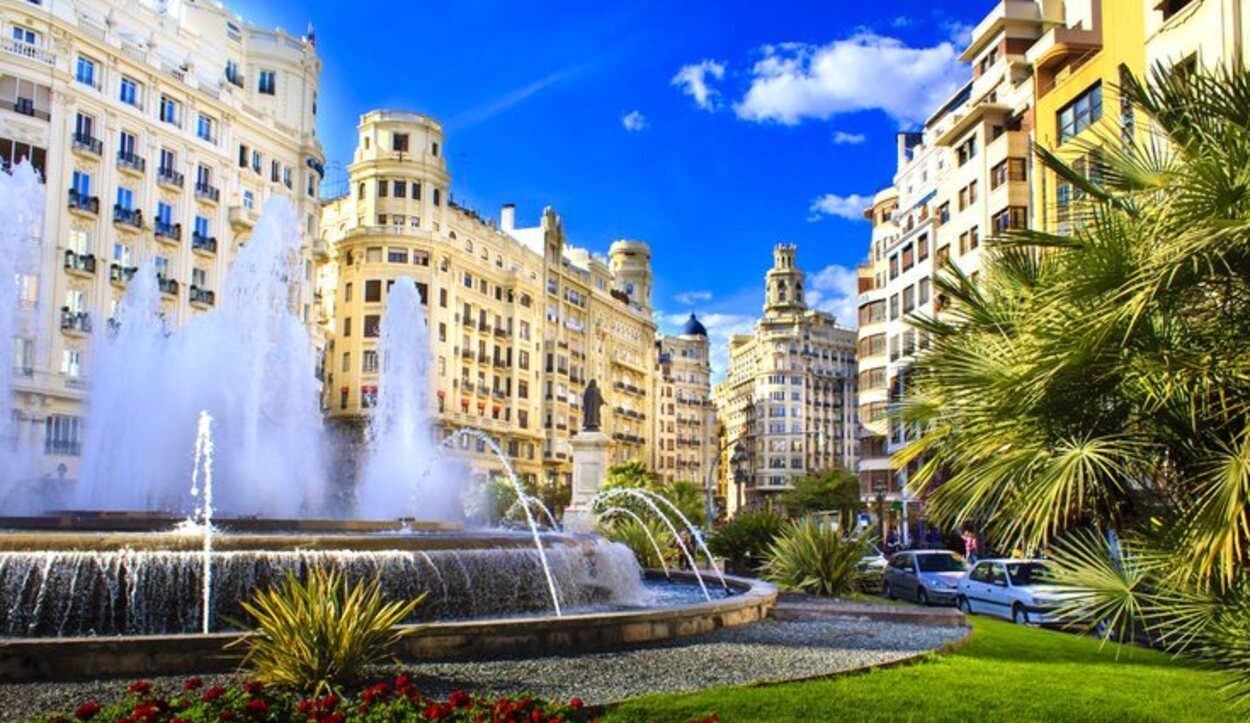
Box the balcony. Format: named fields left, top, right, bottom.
left=189, top=286, right=216, bottom=307
left=109, top=263, right=137, bottom=286
left=60, top=309, right=92, bottom=335
left=113, top=206, right=143, bottom=229
left=67, top=190, right=99, bottom=215
left=154, top=220, right=182, bottom=243
left=192, top=233, right=218, bottom=255
left=71, top=133, right=103, bottom=157
left=64, top=250, right=96, bottom=277
left=117, top=151, right=146, bottom=174
left=460, top=348, right=474, bottom=360
left=158, top=276, right=179, bottom=297
left=11, top=97, right=49, bottom=120
left=156, top=166, right=184, bottom=189
left=493, top=326, right=508, bottom=338
left=1, top=37, right=55, bottom=66
left=194, top=183, right=220, bottom=204
left=228, top=205, right=256, bottom=230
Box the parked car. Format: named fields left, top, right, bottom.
left=883, top=550, right=969, bottom=606
left=857, top=552, right=887, bottom=594
left=957, top=559, right=1068, bottom=625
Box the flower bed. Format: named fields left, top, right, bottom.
left=42, top=676, right=596, bottom=723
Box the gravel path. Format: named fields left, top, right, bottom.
left=0, top=617, right=966, bottom=720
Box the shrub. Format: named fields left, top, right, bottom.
left=762, top=519, right=873, bottom=596
left=229, top=566, right=423, bottom=695
left=41, top=676, right=594, bottom=722
left=603, top=516, right=676, bottom=569
left=709, top=512, right=784, bottom=573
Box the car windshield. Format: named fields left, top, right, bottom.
left=916, top=554, right=967, bottom=573
left=1006, top=562, right=1051, bottom=586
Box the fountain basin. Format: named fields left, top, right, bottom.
left=0, top=571, right=776, bottom=682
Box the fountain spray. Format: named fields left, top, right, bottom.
left=189, top=410, right=215, bottom=634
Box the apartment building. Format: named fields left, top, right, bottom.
left=854, top=0, right=1051, bottom=532
left=714, top=245, right=858, bottom=517
left=652, top=315, right=714, bottom=488
left=1, top=0, right=324, bottom=481
left=319, top=110, right=660, bottom=491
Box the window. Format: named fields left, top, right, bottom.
left=159, top=95, right=179, bottom=126
left=433, top=188, right=441, bottom=206
left=341, top=352, right=351, bottom=373
left=889, top=294, right=899, bottom=321
left=159, top=148, right=177, bottom=174
left=392, top=133, right=409, bottom=152
left=956, top=135, right=977, bottom=166
left=393, top=180, right=406, bottom=198
left=902, top=285, right=915, bottom=314
left=992, top=206, right=1028, bottom=234
left=366, top=247, right=383, bottom=263
left=1159, top=0, right=1195, bottom=21
left=364, top=279, right=382, bottom=303
left=378, top=179, right=388, bottom=198
left=44, top=415, right=82, bottom=456
left=238, top=144, right=248, bottom=168
left=119, top=77, right=140, bottom=107
left=75, top=56, right=98, bottom=88
left=251, top=150, right=261, bottom=174
left=387, top=248, right=408, bottom=264
left=363, top=314, right=381, bottom=337
left=11, top=26, right=36, bottom=45
left=243, top=190, right=255, bottom=210
left=918, top=277, right=931, bottom=305
left=225, top=60, right=242, bottom=87
left=258, top=70, right=277, bottom=95
left=194, top=216, right=210, bottom=239
left=271, top=160, right=280, bottom=183
left=71, top=169, right=91, bottom=197
left=116, top=187, right=134, bottom=210
left=938, top=202, right=950, bottom=225
left=362, top=350, right=379, bottom=373
left=196, top=114, right=214, bottom=143
left=1058, top=82, right=1102, bottom=143
left=342, top=316, right=352, bottom=337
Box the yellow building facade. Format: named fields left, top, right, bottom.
left=1, top=0, right=325, bottom=486
left=320, top=110, right=667, bottom=494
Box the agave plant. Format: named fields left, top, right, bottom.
left=602, top=515, right=676, bottom=569
left=900, top=61, right=1250, bottom=702
left=229, top=566, right=423, bottom=695
left=761, top=518, right=872, bottom=597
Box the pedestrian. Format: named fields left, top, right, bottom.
left=886, top=527, right=900, bottom=554
left=962, top=529, right=980, bottom=563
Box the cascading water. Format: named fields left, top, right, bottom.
left=0, top=162, right=45, bottom=513
left=74, top=197, right=325, bottom=516
left=0, top=542, right=646, bottom=637
left=356, top=278, right=450, bottom=519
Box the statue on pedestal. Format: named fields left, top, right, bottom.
left=582, top=379, right=603, bottom=432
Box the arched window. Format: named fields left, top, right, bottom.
left=357, top=183, right=365, bottom=200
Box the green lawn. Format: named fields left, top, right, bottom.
left=602, top=615, right=1242, bottom=723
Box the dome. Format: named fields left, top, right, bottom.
left=681, top=313, right=708, bottom=337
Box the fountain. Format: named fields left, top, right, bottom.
left=74, top=197, right=326, bottom=517
left=0, top=162, right=44, bottom=513
left=0, top=180, right=776, bottom=682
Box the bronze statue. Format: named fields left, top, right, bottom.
left=582, top=379, right=603, bottom=432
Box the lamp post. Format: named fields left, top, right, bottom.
left=706, top=435, right=754, bottom=524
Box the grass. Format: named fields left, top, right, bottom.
left=602, top=615, right=1242, bottom=723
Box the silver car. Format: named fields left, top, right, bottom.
left=883, top=550, right=969, bottom=606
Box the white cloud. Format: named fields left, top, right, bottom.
left=622, top=110, right=648, bottom=132
left=808, top=193, right=872, bottom=222
left=832, top=131, right=866, bottom=145
left=806, top=264, right=859, bottom=329
left=674, top=290, right=713, bottom=306
left=733, top=32, right=964, bottom=126
left=671, top=59, right=727, bottom=111
left=890, top=16, right=914, bottom=28
left=941, top=20, right=975, bottom=47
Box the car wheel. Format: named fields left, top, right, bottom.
left=958, top=595, right=973, bottom=615
left=917, top=588, right=929, bottom=606
left=884, top=582, right=896, bottom=601
left=1012, top=604, right=1029, bottom=625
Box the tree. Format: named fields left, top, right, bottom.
left=601, top=459, right=707, bottom=527
left=783, top=468, right=861, bottom=524
left=900, top=63, right=1250, bottom=701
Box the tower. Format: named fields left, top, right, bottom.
left=608, top=240, right=653, bottom=310
left=764, top=244, right=805, bottom=315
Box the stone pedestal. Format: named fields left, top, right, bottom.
left=563, top=431, right=609, bottom=533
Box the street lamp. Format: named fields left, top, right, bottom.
left=730, top=445, right=749, bottom=513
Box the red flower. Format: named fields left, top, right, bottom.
left=73, top=701, right=102, bottom=720
left=128, top=681, right=152, bottom=695
left=449, top=690, right=472, bottom=709
left=296, top=700, right=313, bottom=713
left=219, top=712, right=237, bottom=721
left=531, top=709, right=545, bottom=722
left=569, top=698, right=584, bottom=710
left=317, top=694, right=340, bottom=710
left=323, top=714, right=345, bottom=723
left=183, top=678, right=204, bottom=691
left=243, top=681, right=266, bottom=696
left=202, top=686, right=227, bottom=702
left=244, top=699, right=269, bottom=717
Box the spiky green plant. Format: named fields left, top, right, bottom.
left=229, top=567, right=423, bottom=695
left=761, top=519, right=872, bottom=597
left=900, top=61, right=1250, bottom=703
left=709, top=512, right=784, bottom=574
left=602, top=515, right=676, bottom=569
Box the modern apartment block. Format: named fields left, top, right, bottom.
left=652, top=315, right=714, bottom=487
left=1, top=0, right=325, bottom=483
left=853, top=0, right=1247, bottom=535
left=319, top=110, right=668, bottom=492
left=714, top=245, right=858, bottom=517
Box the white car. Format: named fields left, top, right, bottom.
left=957, top=559, right=1067, bottom=625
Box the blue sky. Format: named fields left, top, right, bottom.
left=231, top=0, right=986, bottom=374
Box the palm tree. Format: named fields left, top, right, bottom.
left=897, top=62, right=1250, bottom=702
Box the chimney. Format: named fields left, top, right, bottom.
left=500, top=204, right=516, bottom=232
